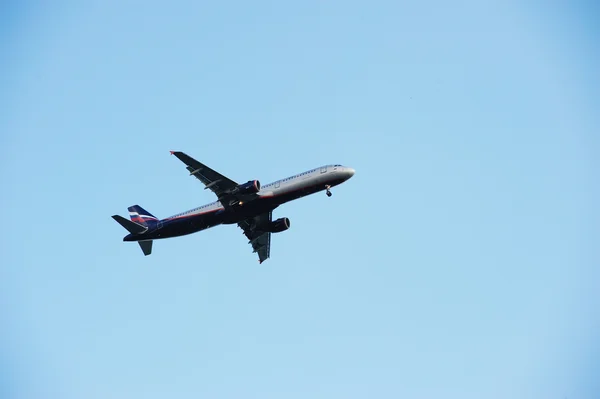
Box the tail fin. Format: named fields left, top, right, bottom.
left=127, top=205, right=158, bottom=227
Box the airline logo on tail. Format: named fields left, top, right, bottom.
left=127, top=205, right=158, bottom=226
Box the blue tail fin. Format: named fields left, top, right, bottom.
left=127, top=205, right=158, bottom=227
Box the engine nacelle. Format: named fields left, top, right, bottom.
left=264, top=217, right=291, bottom=233
left=235, top=180, right=261, bottom=195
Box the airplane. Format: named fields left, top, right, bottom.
left=112, top=151, right=355, bottom=263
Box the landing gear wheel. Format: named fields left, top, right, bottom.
left=325, top=185, right=332, bottom=197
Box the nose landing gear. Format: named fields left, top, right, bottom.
left=325, top=185, right=332, bottom=197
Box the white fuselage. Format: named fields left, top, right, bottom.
left=167, top=164, right=355, bottom=220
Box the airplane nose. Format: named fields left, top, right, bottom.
left=347, top=167, right=355, bottom=178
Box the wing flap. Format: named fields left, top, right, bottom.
left=171, top=151, right=261, bottom=209
left=171, top=151, right=238, bottom=197
left=238, top=212, right=272, bottom=263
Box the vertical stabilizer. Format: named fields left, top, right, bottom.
left=128, top=205, right=158, bottom=227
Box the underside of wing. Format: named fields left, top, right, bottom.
left=171, top=151, right=239, bottom=197
left=238, top=211, right=272, bottom=264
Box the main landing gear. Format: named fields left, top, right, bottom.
left=325, top=185, right=332, bottom=197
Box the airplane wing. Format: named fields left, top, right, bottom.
left=170, top=151, right=239, bottom=198
left=238, top=211, right=272, bottom=264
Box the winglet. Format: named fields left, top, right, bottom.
left=170, top=150, right=175, bottom=155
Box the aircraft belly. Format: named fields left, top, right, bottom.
left=220, top=200, right=278, bottom=224
left=149, top=212, right=224, bottom=239
left=272, top=177, right=346, bottom=204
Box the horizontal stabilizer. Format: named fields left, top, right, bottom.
left=138, top=240, right=153, bottom=256
left=112, top=215, right=147, bottom=234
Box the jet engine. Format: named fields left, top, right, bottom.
left=234, top=180, right=261, bottom=195
left=264, top=217, right=291, bottom=233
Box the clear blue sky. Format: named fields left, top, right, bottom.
left=1, top=1, right=598, bottom=398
